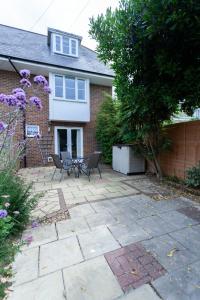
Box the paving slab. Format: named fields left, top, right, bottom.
left=9, top=271, right=65, bottom=300
left=69, top=203, right=96, bottom=218
left=91, top=200, right=121, bottom=214
left=40, top=236, right=83, bottom=275
left=151, top=197, right=191, bottom=213
left=152, top=261, right=200, bottom=300
left=142, top=234, right=198, bottom=272
left=159, top=210, right=198, bottom=230
left=63, top=256, right=123, bottom=300
left=22, top=223, right=57, bottom=249
left=136, top=215, right=177, bottom=237
left=86, top=211, right=116, bottom=228
left=169, top=226, right=200, bottom=257
left=117, top=284, right=161, bottom=300
left=12, top=247, right=39, bottom=286
left=108, top=222, right=151, bottom=246
left=178, top=206, right=200, bottom=223
left=56, top=217, right=90, bottom=239
left=78, top=226, right=120, bottom=259
left=152, top=273, right=189, bottom=300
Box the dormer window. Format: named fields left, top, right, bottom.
left=53, top=34, right=78, bottom=57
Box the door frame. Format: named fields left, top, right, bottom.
left=54, top=126, right=83, bottom=157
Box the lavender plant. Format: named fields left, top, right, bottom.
left=0, top=69, right=51, bottom=170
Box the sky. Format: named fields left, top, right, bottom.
left=0, top=0, right=119, bottom=50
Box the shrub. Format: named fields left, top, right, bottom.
left=96, top=94, right=120, bottom=164
left=186, top=162, right=200, bottom=188
left=0, top=171, right=39, bottom=235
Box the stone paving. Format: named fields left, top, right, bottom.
left=8, top=166, right=200, bottom=299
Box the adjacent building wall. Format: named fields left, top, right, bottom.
left=159, top=121, right=200, bottom=179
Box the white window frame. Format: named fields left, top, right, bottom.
left=54, top=74, right=87, bottom=102
left=53, top=34, right=78, bottom=57
left=26, top=125, right=40, bottom=137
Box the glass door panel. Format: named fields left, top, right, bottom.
left=57, top=129, right=67, bottom=158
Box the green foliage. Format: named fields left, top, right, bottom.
left=0, top=171, right=39, bottom=235
left=0, top=240, right=21, bottom=299
left=186, top=162, right=200, bottom=188
left=96, top=94, right=120, bottom=164
left=0, top=170, right=39, bottom=298
left=90, top=0, right=200, bottom=177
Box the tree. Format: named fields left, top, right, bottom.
left=96, top=94, right=120, bottom=164
left=89, top=0, right=200, bottom=178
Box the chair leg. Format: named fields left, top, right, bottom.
left=97, top=166, right=102, bottom=179
left=51, top=168, right=56, bottom=181
left=60, top=168, right=64, bottom=182
left=88, top=170, right=90, bottom=182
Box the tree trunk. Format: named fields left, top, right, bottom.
left=149, top=139, right=163, bottom=180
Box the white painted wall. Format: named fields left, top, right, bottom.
left=49, top=73, right=90, bottom=122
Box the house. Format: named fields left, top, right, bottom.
left=0, top=24, right=114, bottom=167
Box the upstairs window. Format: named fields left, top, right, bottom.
left=54, top=75, right=86, bottom=101
left=53, top=34, right=78, bottom=57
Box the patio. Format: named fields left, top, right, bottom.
left=9, top=166, right=200, bottom=299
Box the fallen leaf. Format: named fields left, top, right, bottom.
left=167, top=248, right=179, bottom=257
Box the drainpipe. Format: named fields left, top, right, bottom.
left=8, top=58, right=27, bottom=168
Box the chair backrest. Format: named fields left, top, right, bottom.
left=51, top=154, right=63, bottom=169
left=87, top=152, right=101, bottom=169
left=61, top=151, right=71, bottom=161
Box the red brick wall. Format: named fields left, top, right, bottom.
left=0, top=70, right=112, bottom=167
left=159, top=121, right=200, bottom=179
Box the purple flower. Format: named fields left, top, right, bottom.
left=15, top=91, right=27, bottom=110
left=20, top=69, right=30, bottom=78
left=24, top=236, right=33, bottom=245
left=20, top=78, right=31, bottom=88
left=0, top=121, right=7, bottom=132
left=29, top=96, right=42, bottom=110
left=34, top=75, right=48, bottom=86
left=12, top=88, right=25, bottom=95
left=0, top=93, right=6, bottom=104
left=6, top=95, right=18, bottom=106
left=43, top=85, right=51, bottom=94
left=0, top=209, right=8, bottom=218
left=31, top=220, right=39, bottom=228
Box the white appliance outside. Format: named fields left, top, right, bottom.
left=112, top=145, right=145, bottom=175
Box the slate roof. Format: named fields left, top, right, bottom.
left=0, top=24, right=114, bottom=77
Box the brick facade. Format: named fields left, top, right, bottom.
left=0, top=70, right=112, bottom=167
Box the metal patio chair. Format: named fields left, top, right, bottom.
left=80, top=152, right=102, bottom=181
left=51, top=154, right=73, bottom=181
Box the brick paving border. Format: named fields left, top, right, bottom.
left=105, top=242, right=166, bottom=292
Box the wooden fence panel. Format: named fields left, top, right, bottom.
left=159, top=121, right=200, bottom=179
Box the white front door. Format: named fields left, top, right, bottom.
left=55, top=127, right=83, bottom=158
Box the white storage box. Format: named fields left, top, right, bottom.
left=112, top=145, right=145, bottom=175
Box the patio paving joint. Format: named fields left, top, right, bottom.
left=149, top=282, right=163, bottom=299
left=61, top=269, right=67, bottom=299
left=57, top=188, right=68, bottom=213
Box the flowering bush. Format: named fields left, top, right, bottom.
left=0, top=206, right=13, bottom=240
left=0, top=69, right=51, bottom=170
left=0, top=70, right=49, bottom=298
